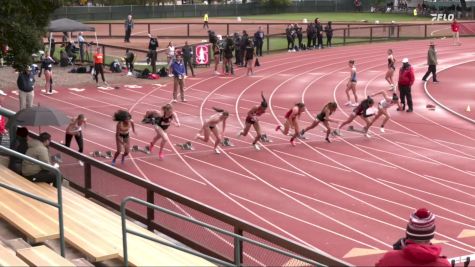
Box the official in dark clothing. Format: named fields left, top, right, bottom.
left=17, top=67, right=36, bottom=110
left=148, top=34, right=159, bottom=73
left=125, top=49, right=135, bottom=73
left=253, top=26, right=265, bottom=57
left=325, top=21, right=334, bottom=48
left=422, top=42, right=439, bottom=83
left=182, top=41, right=195, bottom=77
left=315, top=18, right=324, bottom=49
left=295, top=24, right=303, bottom=49
left=233, top=33, right=242, bottom=66
left=397, top=58, right=415, bottom=112
left=124, top=14, right=134, bottom=43
left=240, top=31, right=249, bottom=67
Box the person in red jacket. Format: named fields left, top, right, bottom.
left=397, top=58, right=415, bottom=112
left=451, top=19, right=461, bottom=46
left=375, top=208, right=451, bottom=267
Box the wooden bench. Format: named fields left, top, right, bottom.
left=16, top=245, right=75, bottom=267
left=0, top=242, right=28, bottom=267
left=0, top=165, right=215, bottom=266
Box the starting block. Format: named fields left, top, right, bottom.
left=221, top=137, right=234, bottom=147
left=176, top=141, right=194, bottom=150
left=90, top=150, right=112, bottom=159
left=259, top=133, right=272, bottom=143
left=51, top=153, right=62, bottom=163
left=132, top=145, right=150, bottom=154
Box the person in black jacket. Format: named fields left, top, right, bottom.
left=240, top=30, right=249, bottom=67
left=315, top=18, right=324, bottom=49
left=306, top=22, right=316, bottom=49
left=182, top=41, right=195, bottom=77
left=125, top=49, right=135, bottom=74
left=147, top=34, right=159, bottom=73
left=17, top=66, right=36, bottom=109
left=324, top=21, right=334, bottom=48
left=8, top=126, right=29, bottom=174
left=253, top=26, right=265, bottom=57
left=233, top=32, right=242, bottom=66
left=295, top=24, right=303, bottom=50
left=286, top=24, right=295, bottom=52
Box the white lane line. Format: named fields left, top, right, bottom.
left=424, top=174, right=475, bottom=190
left=434, top=139, right=475, bottom=150
left=354, top=144, right=440, bottom=165
left=395, top=141, right=475, bottom=161
left=136, top=158, right=206, bottom=185
left=315, top=147, right=396, bottom=169
left=272, top=150, right=351, bottom=172
left=228, top=152, right=305, bottom=176
left=378, top=178, right=475, bottom=208
left=229, top=193, right=384, bottom=249
left=183, top=155, right=256, bottom=181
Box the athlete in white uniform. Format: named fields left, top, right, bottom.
left=365, top=90, right=401, bottom=133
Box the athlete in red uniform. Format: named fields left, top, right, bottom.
left=275, top=102, right=305, bottom=146
left=237, top=92, right=267, bottom=150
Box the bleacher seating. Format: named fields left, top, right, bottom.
left=16, top=245, right=76, bottom=266
left=0, top=242, right=28, bottom=267
left=0, top=164, right=215, bottom=266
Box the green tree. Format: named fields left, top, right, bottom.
left=255, top=0, right=291, bottom=7
left=0, top=0, right=59, bottom=71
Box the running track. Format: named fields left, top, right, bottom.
left=4, top=38, right=475, bottom=266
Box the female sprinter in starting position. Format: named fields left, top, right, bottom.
left=148, top=104, right=180, bottom=160
left=335, top=96, right=375, bottom=138
left=386, top=49, right=396, bottom=90
left=345, top=60, right=358, bottom=107
left=364, top=90, right=401, bottom=133
left=237, top=92, right=267, bottom=150
left=112, top=110, right=136, bottom=165
left=275, top=102, right=306, bottom=146
left=300, top=102, right=338, bottom=143
left=196, top=107, right=229, bottom=154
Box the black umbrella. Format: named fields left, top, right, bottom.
left=14, top=106, right=70, bottom=127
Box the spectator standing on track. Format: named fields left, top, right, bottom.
left=147, top=34, right=159, bottom=73
left=93, top=47, right=108, bottom=87
left=182, top=41, right=195, bottom=77
left=203, top=12, right=209, bottom=29
left=397, top=57, right=415, bottom=112
left=295, top=24, right=303, bottom=50
left=422, top=42, right=439, bottom=83
left=77, top=32, right=85, bottom=63
left=38, top=52, right=55, bottom=94
left=375, top=208, right=451, bottom=267
left=222, top=36, right=234, bottom=75
left=171, top=54, right=186, bottom=102
left=315, top=18, right=324, bottom=49
left=240, top=30, right=249, bottom=66
left=233, top=32, right=242, bottom=66
left=306, top=22, right=316, bottom=49
left=212, top=42, right=220, bottom=75
left=125, top=48, right=135, bottom=75
left=253, top=26, right=265, bottom=57
left=22, top=132, right=61, bottom=187
left=17, top=66, right=36, bottom=110
left=167, top=41, right=176, bottom=75
left=451, top=19, right=461, bottom=46
left=286, top=24, right=296, bottom=52
left=243, top=40, right=255, bottom=76
left=124, top=14, right=134, bottom=43
left=324, top=21, right=334, bottom=48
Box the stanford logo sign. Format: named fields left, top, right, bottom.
left=431, top=13, right=455, bottom=21
left=195, top=45, right=209, bottom=65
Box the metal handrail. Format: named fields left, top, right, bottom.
left=0, top=146, right=65, bottom=257
left=121, top=196, right=323, bottom=267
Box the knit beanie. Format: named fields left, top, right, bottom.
left=406, top=208, right=436, bottom=241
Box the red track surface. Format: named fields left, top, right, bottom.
left=4, top=38, right=475, bottom=266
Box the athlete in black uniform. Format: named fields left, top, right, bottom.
left=38, top=53, right=55, bottom=94
left=300, top=102, right=338, bottom=143
left=149, top=104, right=180, bottom=160
left=335, top=97, right=375, bottom=138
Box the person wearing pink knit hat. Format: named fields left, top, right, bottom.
left=376, top=208, right=451, bottom=267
